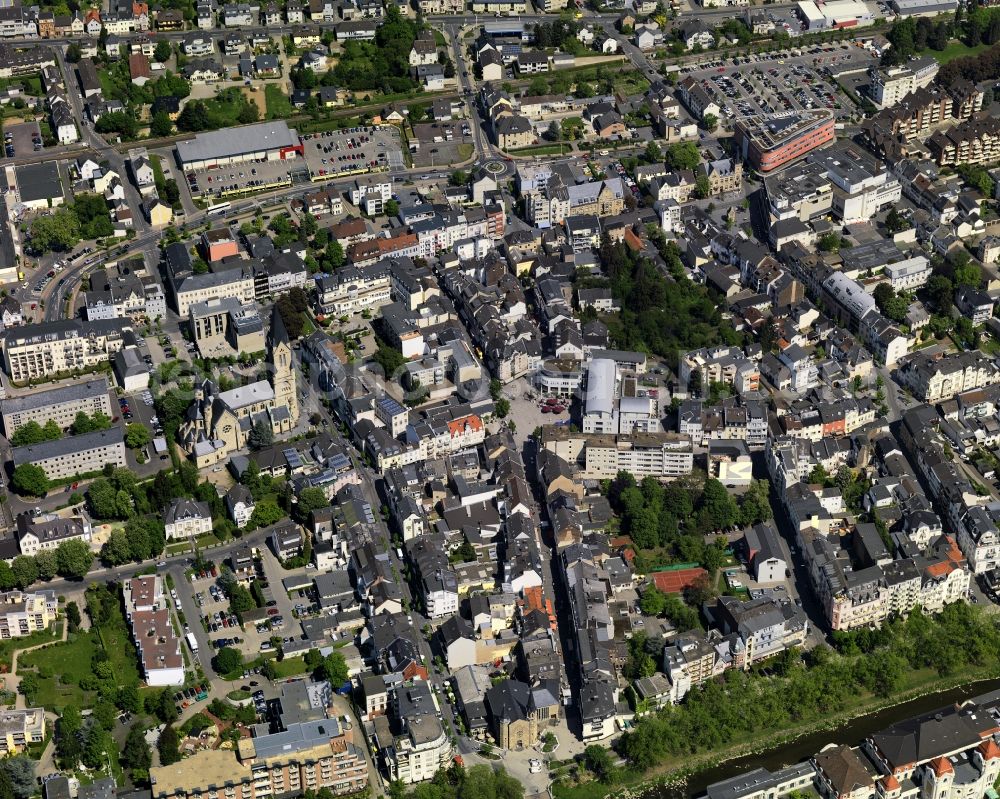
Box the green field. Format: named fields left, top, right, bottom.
left=19, top=633, right=101, bottom=710
left=20, top=610, right=140, bottom=712
left=269, top=655, right=307, bottom=678
left=0, top=73, right=43, bottom=96
left=510, top=144, right=570, bottom=156
left=931, top=40, right=992, bottom=64
left=0, top=623, right=62, bottom=670
left=265, top=84, right=294, bottom=119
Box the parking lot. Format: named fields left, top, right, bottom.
left=678, top=45, right=876, bottom=125
left=410, top=122, right=473, bottom=168
left=301, top=124, right=404, bottom=180
left=184, top=156, right=303, bottom=200
left=3, top=121, right=42, bottom=158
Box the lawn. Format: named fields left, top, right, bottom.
left=150, top=153, right=166, bottom=191
left=98, top=70, right=118, bottom=100
left=270, top=655, right=308, bottom=678
left=264, top=84, right=294, bottom=119
left=166, top=540, right=191, bottom=555
left=510, top=144, right=570, bottom=156
left=19, top=605, right=140, bottom=713
left=0, top=73, right=42, bottom=96
left=931, top=40, right=992, bottom=64
left=0, top=622, right=63, bottom=670
left=19, top=632, right=100, bottom=711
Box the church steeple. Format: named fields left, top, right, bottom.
left=269, top=305, right=298, bottom=422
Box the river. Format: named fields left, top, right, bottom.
left=639, top=676, right=1000, bottom=799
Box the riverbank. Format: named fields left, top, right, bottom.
left=553, top=667, right=1000, bottom=799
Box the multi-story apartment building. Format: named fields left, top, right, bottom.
left=0, top=319, right=129, bottom=382
left=0, top=590, right=57, bottom=638
left=525, top=177, right=625, bottom=228
left=314, top=262, right=392, bottom=316
left=929, top=116, right=1000, bottom=167
left=957, top=505, right=1000, bottom=574
left=84, top=263, right=166, bottom=321
left=898, top=350, right=1000, bottom=403
left=705, top=595, right=809, bottom=669
left=1, top=378, right=112, bottom=436
left=122, top=574, right=184, bottom=686
left=150, top=717, right=367, bottom=798
left=15, top=513, right=92, bottom=557
left=699, top=158, right=743, bottom=196
left=869, top=64, right=916, bottom=107
left=540, top=427, right=694, bottom=480
left=375, top=715, right=452, bottom=784
left=12, top=427, right=127, bottom=481
left=0, top=709, right=45, bottom=755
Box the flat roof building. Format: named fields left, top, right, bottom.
left=176, top=120, right=304, bottom=171
left=735, top=110, right=835, bottom=173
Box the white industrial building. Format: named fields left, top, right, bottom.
left=797, top=0, right=874, bottom=29
left=176, top=121, right=304, bottom=171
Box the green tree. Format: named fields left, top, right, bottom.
left=29, top=209, right=80, bottom=253
left=321, top=651, right=349, bottom=685
left=125, top=423, right=151, bottom=450
left=56, top=539, right=94, bottom=579
left=121, top=723, right=152, bottom=783
left=248, top=498, right=283, bottom=530
left=56, top=706, right=83, bottom=768
left=65, top=601, right=81, bottom=631
left=157, top=725, right=181, bottom=766
left=11, top=464, right=48, bottom=497
left=0, top=768, right=15, bottom=799
left=698, top=478, right=738, bottom=533
left=247, top=419, right=273, bottom=450
left=701, top=113, right=718, bottom=131
left=213, top=646, right=243, bottom=675
left=295, top=487, right=329, bottom=521
left=664, top=141, right=700, bottom=171
left=154, top=40, right=172, bottom=62
left=3, top=758, right=33, bottom=799
left=694, top=173, right=712, bottom=199
left=328, top=240, right=345, bottom=268
left=818, top=232, right=842, bottom=252
left=583, top=745, right=616, bottom=783
left=11, top=421, right=59, bottom=446
left=34, top=550, right=57, bottom=581
left=10, top=557, right=37, bottom=590
left=156, top=689, right=179, bottom=724
left=150, top=111, right=173, bottom=137
left=639, top=585, right=667, bottom=617
left=228, top=584, right=256, bottom=615
left=384, top=199, right=400, bottom=218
